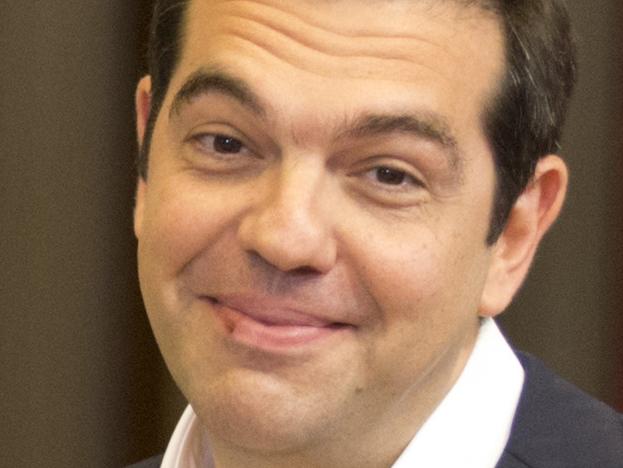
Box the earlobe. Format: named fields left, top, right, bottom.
left=479, top=155, right=568, bottom=317
left=135, top=75, right=153, bottom=147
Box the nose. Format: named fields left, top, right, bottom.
left=237, top=161, right=337, bottom=274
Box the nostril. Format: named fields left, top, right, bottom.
left=246, top=250, right=322, bottom=276
left=289, top=266, right=320, bottom=276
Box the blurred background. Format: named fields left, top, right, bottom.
left=1, top=1, right=622, bottom=466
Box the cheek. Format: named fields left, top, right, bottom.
left=139, top=179, right=246, bottom=277
left=343, top=216, right=490, bottom=349
left=136, top=179, right=252, bottom=346
left=344, top=219, right=446, bottom=319
left=348, top=236, right=489, bottom=403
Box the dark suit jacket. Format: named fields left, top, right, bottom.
left=127, top=353, right=623, bottom=468
left=496, top=352, right=623, bottom=467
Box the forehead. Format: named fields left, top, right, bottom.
left=180, top=0, right=502, bottom=75
left=170, top=0, right=504, bottom=147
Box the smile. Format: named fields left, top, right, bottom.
left=202, top=295, right=352, bottom=352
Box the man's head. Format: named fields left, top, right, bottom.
left=133, top=1, right=574, bottom=465
left=138, top=0, right=577, bottom=243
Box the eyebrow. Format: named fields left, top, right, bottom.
left=169, top=68, right=461, bottom=170
left=342, top=113, right=461, bottom=169
left=169, top=68, right=266, bottom=118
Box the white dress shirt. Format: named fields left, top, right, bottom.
left=161, top=318, right=524, bottom=468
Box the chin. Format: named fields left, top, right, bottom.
left=189, top=368, right=342, bottom=453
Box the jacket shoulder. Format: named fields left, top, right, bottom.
left=498, top=352, right=623, bottom=468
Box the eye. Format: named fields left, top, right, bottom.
left=213, top=134, right=243, bottom=153
left=374, top=166, right=408, bottom=185
left=365, top=165, right=422, bottom=188
left=193, top=133, right=245, bottom=154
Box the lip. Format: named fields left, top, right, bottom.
left=203, top=294, right=352, bottom=352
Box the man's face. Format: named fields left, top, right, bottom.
left=135, top=0, right=505, bottom=459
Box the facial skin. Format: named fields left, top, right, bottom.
left=134, top=1, right=567, bottom=467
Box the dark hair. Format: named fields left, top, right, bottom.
left=138, top=0, right=577, bottom=244
left=483, top=1, right=576, bottom=242
left=138, top=0, right=189, bottom=176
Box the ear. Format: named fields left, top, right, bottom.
left=479, top=155, right=568, bottom=317
left=135, top=75, right=152, bottom=147
left=134, top=76, right=152, bottom=239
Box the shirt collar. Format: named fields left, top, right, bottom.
left=161, top=402, right=213, bottom=468
left=162, top=318, right=523, bottom=468
left=392, top=318, right=524, bottom=468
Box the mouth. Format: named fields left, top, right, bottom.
left=202, top=295, right=352, bottom=352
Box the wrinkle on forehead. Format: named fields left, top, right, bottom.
left=208, top=0, right=497, bottom=35
left=187, top=0, right=502, bottom=81
left=214, top=0, right=445, bottom=42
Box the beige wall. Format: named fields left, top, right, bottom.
left=1, top=2, right=621, bottom=466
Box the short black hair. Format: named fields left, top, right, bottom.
left=138, top=0, right=188, bottom=177
left=138, top=0, right=577, bottom=244
left=483, top=0, right=577, bottom=242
